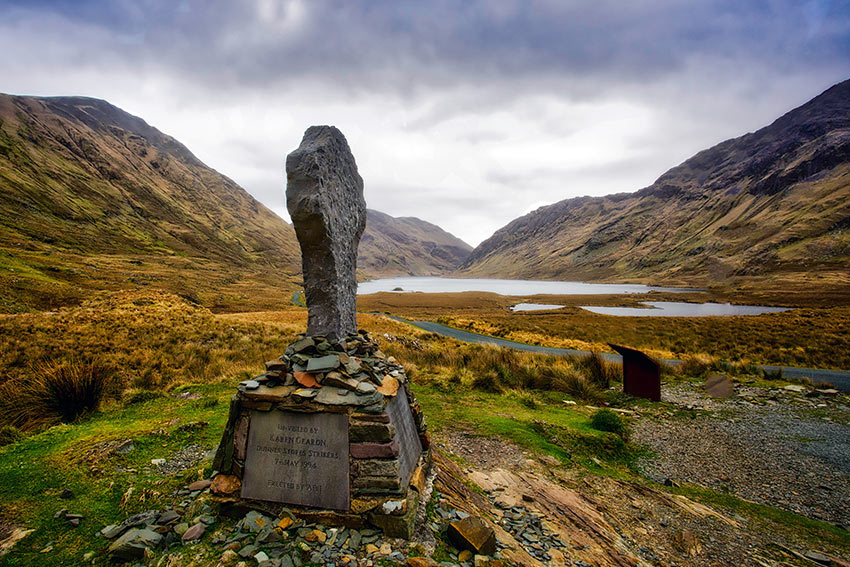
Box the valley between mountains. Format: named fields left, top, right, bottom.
left=0, top=80, right=848, bottom=567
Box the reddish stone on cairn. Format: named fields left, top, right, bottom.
left=293, top=371, right=321, bottom=388
left=350, top=439, right=400, bottom=459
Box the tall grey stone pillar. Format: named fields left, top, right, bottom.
left=286, top=126, right=366, bottom=341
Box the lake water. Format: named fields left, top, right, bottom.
left=510, top=303, right=565, bottom=312
left=580, top=301, right=790, bottom=317
left=357, top=276, right=692, bottom=296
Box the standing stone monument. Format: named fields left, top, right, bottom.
left=211, top=126, right=429, bottom=538
left=286, top=126, right=366, bottom=342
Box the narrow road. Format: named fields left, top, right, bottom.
left=293, top=294, right=850, bottom=391
left=385, top=316, right=850, bottom=393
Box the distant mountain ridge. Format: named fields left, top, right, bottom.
left=359, top=209, right=472, bottom=277
left=461, top=79, right=850, bottom=285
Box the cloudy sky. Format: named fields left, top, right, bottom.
left=2, top=1, right=849, bottom=246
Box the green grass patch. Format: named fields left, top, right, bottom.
left=0, top=380, right=237, bottom=566
left=412, top=384, right=639, bottom=472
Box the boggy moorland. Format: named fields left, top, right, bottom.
left=358, top=285, right=850, bottom=370
left=0, top=290, right=848, bottom=567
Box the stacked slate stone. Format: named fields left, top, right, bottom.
left=98, top=480, right=434, bottom=565
left=212, top=330, right=430, bottom=538
left=259, top=331, right=409, bottom=406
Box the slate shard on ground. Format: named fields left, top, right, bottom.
left=286, top=125, right=366, bottom=342
left=447, top=516, right=497, bottom=556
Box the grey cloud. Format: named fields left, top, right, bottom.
left=486, top=154, right=660, bottom=190
left=5, top=1, right=849, bottom=95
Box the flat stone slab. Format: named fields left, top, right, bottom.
left=241, top=410, right=350, bottom=510
left=447, top=516, right=496, bottom=555
left=385, top=388, right=422, bottom=487
left=350, top=439, right=400, bottom=459
left=704, top=373, right=734, bottom=398
left=315, top=387, right=382, bottom=407
left=242, top=385, right=298, bottom=402
left=307, top=354, right=341, bottom=373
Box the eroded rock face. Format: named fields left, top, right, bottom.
left=286, top=126, right=366, bottom=341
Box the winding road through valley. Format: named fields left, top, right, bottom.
left=293, top=292, right=850, bottom=392
left=386, top=316, right=850, bottom=393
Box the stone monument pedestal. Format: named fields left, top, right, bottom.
left=211, top=331, right=430, bottom=538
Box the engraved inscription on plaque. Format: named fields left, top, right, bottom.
left=385, top=388, right=423, bottom=487
left=241, top=411, right=350, bottom=510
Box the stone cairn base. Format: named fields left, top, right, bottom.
left=211, top=331, right=430, bottom=538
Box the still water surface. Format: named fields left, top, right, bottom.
left=580, top=301, right=790, bottom=317
left=510, top=303, right=565, bottom=312
left=357, top=277, right=691, bottom=296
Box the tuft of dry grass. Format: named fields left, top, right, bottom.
left=677, top=354, right=713, bottom=377
left=0, top=425, right=23, bottom=446
left=580, top=352, right=622, bottom=388
left=0, top=360, right=115, bottom=429
left=547, top=365, right=605, bottom=404
left=377, top=330, right=605, bottom=402
left=0, top=291, right=302, bottom=393
left=471, top=370, right=504, bottom=393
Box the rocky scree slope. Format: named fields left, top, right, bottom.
left=358, top=208, right=472, bottom=277
left=461, top=79, right=850, bottom=284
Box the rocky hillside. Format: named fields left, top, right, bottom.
left=461, top=79, right=850, bottom=286
left=0, top=94, right=304, bottom=311
left=358, top=209, right=472, bottom=277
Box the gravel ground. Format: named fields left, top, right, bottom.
left=153, top=443, right=210, bottom=475
left=436, top=428, right=530, bottom=471
left=634, top=383, right=850, bottom=527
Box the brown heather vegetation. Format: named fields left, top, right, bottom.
left=0, top=291, right=301, bottom=393
left=0, top=291, right=623, bottom=429
left=376, top=335, right=611, bottom=404
left=224, top=308, right=615, bottom=403
left=0, top=285, right=834, bottom=432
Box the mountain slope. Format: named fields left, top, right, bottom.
left=358, top=209, right=472, bottom=277
left=461, top=79, right=850, bottom=285
left=0, top=94, right=301, bottom=311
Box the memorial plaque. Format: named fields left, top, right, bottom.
left=241, top=411, right=350, bottom=510
left=385, top=388, right=423, bottom=487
